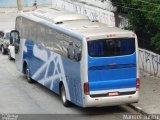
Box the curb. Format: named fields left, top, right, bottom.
left=128, top=104, right=148, bottom=115
left=128, top=104, right=158, bottom=120
left=128, top=104, right=160, bottom=120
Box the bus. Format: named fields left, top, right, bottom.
left=11, top=8, right=139, bottom=107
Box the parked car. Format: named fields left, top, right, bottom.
left=0, top=30, right=11, bottom=54
left=0, top=29, right=15, bottom=60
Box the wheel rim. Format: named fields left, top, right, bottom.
left=26, top=67, right=29, bottom=80
left=61, top=86, right=66, bottom=103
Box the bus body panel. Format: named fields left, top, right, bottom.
left=83, top=91, right=139, bottom=107
left=21, top=39, right=83, bottom=107
left=82, top=37, right=139, bottom=107
left=15, top=38, right=26, bottom=73
left=88, top=53, right=137, bottom=91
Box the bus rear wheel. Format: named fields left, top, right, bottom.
left=61, top=84, right=70, bottom=107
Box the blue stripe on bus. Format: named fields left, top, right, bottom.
left=88, top=53, right=136, bottom=67
left=88, top=53, right=137, bottom=91
left=89, top=64, right=136, bottom=71
left=89, top=78, right=136, bottom=91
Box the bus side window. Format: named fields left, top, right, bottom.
left=67, top=41, right=74, bottom=59
left=10, top=30, right=20, bottom=54
left=45, top=27, right=53, bottom=48
left=74, top=43, right=81, bottom=61
left=37, top=25, right=45, bottom=44
left=67, top=40, right=82, bottom=62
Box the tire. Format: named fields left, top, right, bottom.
left=8, top=50, right=12, bottom=60
left=61, top=84, right=70, bottom=107
left=24, top=64, right=34, bottom=83
left=1, top=46, right=5, bottom=55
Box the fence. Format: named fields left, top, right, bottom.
left=139, top=48, right=160, bottom=78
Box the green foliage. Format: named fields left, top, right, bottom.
left=111, top=0, right=160, bottom=52
left=151, top=33, right=160, bottom=50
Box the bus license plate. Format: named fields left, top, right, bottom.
left=108, top=92, right=119, bottom=96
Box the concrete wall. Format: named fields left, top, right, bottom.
left=139, top=48, right=160, bottom=78
left=53, top=0, right=115, bottom=27
left=69, top=0, right=116, bottom=12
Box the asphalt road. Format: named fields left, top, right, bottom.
left=0, top=52, right=141, bottom=120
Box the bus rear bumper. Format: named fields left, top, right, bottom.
left=83, top=91, right=139, bottom=107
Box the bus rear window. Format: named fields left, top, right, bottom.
left=88, top=38, right=135, bottom=57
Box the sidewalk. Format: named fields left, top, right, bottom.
left=132, top=70, right=160, bottom=114
left=0, top=5, right=51, bottom=14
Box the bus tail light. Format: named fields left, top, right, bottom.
left=136, top=78, right=140, bottom=90
left=84, top=82, right=89, bottom=95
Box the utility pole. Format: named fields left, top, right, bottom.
left=17, top=0, right=23, bottom=12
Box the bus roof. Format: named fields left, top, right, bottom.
left=59, top=20, right=133, bottom=38
left=33, top=8, right=89, bottom=24
left=19, top=8, right=134, bottom=40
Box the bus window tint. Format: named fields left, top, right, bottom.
left=88, top=38, right=135, bottom=57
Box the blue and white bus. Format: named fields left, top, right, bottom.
left=11, top=8, right=139, bottom=107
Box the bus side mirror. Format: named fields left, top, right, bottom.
left=10, top=30, right=20, bottom=44
left=10, top=30, right=20, bottom=54
left=9, top=36, right=13, bottom=44
left=10, top=30, right=20, bottom=40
